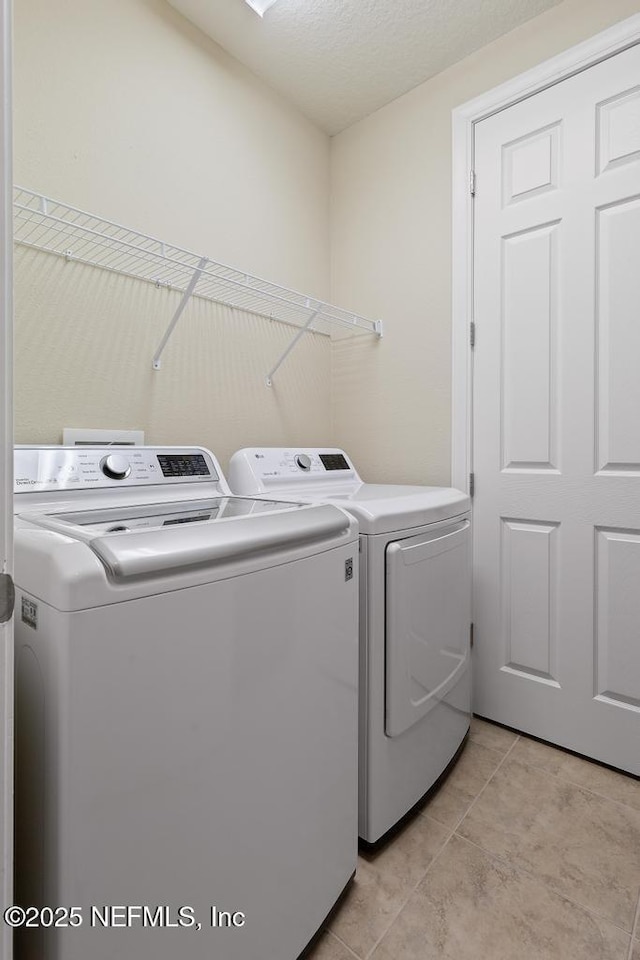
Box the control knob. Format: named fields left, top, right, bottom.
left=100, top=454, right=131, bottom=480
left=295, top=454, right=312, bottom=472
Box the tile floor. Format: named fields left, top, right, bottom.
left=308, top=717, right=640, bottom=960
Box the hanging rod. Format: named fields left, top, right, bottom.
left=13, top=187, right=383, bottom=379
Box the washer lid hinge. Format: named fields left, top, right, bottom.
left=469, top=472, right=475, bottom=498
left=470, top=320, right=476, bottom=348
left=0, top=573, right=15, bottom=623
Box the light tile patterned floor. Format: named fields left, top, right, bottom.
left=308, top=718, right=640, bottom=960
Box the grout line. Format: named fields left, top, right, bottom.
left=326, top=928, right=361, bottom=959
left=467, top=733, right=521, bottom=753
left=361, top=825, right=456, bottom=959
left=627, top=889, right=640, bottom=960
left=362, top=737, right=521, bottom=958
left=417, top=733, right=520, bottom=826
left=449, top=734, right=520, bottom=835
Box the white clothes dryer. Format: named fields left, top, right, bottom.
left=13, top=446, right=358, bottom=960
left=229, top=448, right=471, bottom=847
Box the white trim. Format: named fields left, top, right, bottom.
left=451, top=12, right=640, bottom=492
left=0, top=1, right=12, bottom=957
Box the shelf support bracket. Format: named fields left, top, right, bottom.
left=152, top=256, right=208, bottom=370
left=266, top=304, right=322, bottom=386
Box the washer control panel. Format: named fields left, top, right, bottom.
left=229, top=448, right=360, bottom=493
left=14, top=447, right=220, bottom=493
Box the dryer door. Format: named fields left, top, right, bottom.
left=385, top=518, right=471, bottom=737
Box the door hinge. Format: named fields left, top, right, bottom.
left=0, top=573, right=15, bottom=624
left=470, top=321, right=476, bottom=348
left=469, top=472, right=475, bottom=498
left=470, top=623, right=474, bottom=649
left=469, top=170, right=476, bottom=196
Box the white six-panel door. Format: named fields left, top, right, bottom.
left=473, top=42, right=640, bottom=774
left=0, top=1, right=12, bottom=956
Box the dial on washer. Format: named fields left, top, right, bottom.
left=100, top=454, right=131, bottom=480
left=295, top=454, right=312, bottom=472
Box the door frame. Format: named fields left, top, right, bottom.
left=451, top=12, right=640, bottom=493
left=0, top=0, right=12, bottom=956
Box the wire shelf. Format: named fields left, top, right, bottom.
left=13, top=187, right=383, bottom=341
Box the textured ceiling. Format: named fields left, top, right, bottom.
left=167, top=0, right=563, bottom=134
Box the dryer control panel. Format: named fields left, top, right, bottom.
left=229, top=448, right=361, bottom=494
left=14, top=446, right=222, bottom=494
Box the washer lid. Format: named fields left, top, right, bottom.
left=30, top=496, right=301, bottom=535
left=18, top=498, right=351, bottom=580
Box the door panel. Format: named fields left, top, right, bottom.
left=594, top=528, right=640, bottom=709
left=501, top=519, right=559, bottom=684
left=501, top=222, right=559, bottom=470
left=596, top=84, right=640, bottom=173
left=596, top=197, right=640, bottom=472
left=473, top=42, right=640, bottom=773
left=502, top=122, right=560, bottom=204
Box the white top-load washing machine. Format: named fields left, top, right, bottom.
left=229, top=448, right=471, bottom=847
left=13, top=445, right=359, bottom=960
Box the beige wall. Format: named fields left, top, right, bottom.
left=15, top=0, right=640, bottom=477
left=14, top=0, right=332, bottom=467
left=330, top=0, right=640, bottom=486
